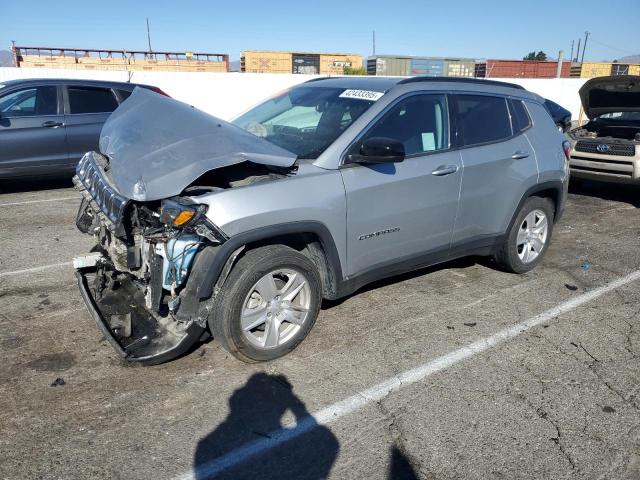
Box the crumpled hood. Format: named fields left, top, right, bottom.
left=579, top=75, right=640, bottom=119
left=99, top=87, right=297, bottom=201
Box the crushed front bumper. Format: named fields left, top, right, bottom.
left=75, top=265, right=205, bottom=365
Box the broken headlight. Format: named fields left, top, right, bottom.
left=159, top=199, right=204, bottom=228
left=159, top=199, right=227, bottom=244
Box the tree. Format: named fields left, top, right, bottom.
left=523, top=51, right=548, bottom=61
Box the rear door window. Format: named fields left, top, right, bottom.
left=454, top=95, right=512, bottom=146
left=0, top=86, right=57, bottom=116
left=67, top=86, right=118, bottom=114
left=508, top=99, right=532, bottom=132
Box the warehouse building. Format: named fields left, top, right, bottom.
left=367, top=55, right=476, bottom=77
left=241, top=50, right=363, bottom=74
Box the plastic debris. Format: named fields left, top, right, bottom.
left=581, top=260, right=591, bottom=271
left=463, top=322, right=477, bottom=327
left=565, top=284, right=578, bottom=291
left=50, top=377, right=66, bottom=387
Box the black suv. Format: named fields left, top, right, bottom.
left=0, top=78, right=166, bottom=179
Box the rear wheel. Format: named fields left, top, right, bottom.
left=495, top=196, right=554, bottom=273
left=210, top=245, right=322, bottom=362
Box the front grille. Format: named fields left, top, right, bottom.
left=574, top=141, right=635, bottom=157
left=74, top=152, right=128, bottom=228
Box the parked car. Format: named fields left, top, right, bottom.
left=569, top=75, right=640, bottom=184
left=544, top=98, right=572, bottom=132
left=0, top=78, right=167, bottom=179
left=73, top=77, right=569, bottom=364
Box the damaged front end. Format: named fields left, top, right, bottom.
left=73, top=152, right=229, bottom=364
left=71, top=88, right=297, bottom=364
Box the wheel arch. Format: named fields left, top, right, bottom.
left=196, top=221, right=343, bottom=302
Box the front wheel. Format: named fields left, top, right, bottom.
left=495, top=196, right=554, bottom=274
left=210, top=245, right=322, bottom=362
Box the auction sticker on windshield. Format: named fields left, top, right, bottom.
left=339, top=89, right=384, bottom=101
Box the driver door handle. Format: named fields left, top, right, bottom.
left=42, top=120, right=64, bottom=128
left=431, top=165, right=459, bottom=176
left=511, top=150, right=529, bottom=160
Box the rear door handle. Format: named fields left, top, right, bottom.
left=511, top=151, right=529, bottom=160
left=431, top=165, right=459, bottom=176
left=42, top=120, right=64, bottom=128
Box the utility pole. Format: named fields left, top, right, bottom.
left=146, top=17, right=153, bottom=54
left=372, top=30, right=376, bottom=56
left=581, top=31, right=590, bottom=63
left=576, top=38, right=581, bottom=63
left=556, top=50, right=564, bottom=78
left=570, top=40, right=574, bottom=63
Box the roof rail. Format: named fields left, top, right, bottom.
left=397, top=76, right=525, bottom=90
left=303, top=77, right=336, bottom=83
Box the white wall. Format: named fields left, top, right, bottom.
left=0, top=67, right=587, bottom=121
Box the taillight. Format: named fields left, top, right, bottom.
left=149, top=86, right=170, bottom=97
left=562, top=140, right=571, bottom=161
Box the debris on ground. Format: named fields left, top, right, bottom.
left=50, top=377, right=66, bottom=387
left=463, top=322, right=477, bottom=327
left=446, top=326, right=455, bottom=330
left=602, top=406, right=616, bottom=413
left=565, top=284, right=578, bottom=291
left=581, top=260, right=591, bottom=272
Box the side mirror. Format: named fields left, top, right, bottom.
left=348, top=137, right=405, bottom=164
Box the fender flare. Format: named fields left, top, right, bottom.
left=187, top=221, right=344, bottom=305
left=506, top=180, right=565, bottom=234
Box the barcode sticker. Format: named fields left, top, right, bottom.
left=339, top=89, right=385, bottom=101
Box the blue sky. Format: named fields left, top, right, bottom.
left=1, top=0, right=638, bottom=61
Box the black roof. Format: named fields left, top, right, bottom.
left=0, top=77, right=149, bottom=90
left=397, top=76, right=525, bottom=90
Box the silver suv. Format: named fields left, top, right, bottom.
left=73, top=77, right=569, bottom=364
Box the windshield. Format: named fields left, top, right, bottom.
left=233, top=86, right=378, bottom=159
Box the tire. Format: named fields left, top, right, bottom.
left=210, top=244, right=322, bottom=363
left=495, top=196, right=555, bottom=274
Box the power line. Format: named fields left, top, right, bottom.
left=588, top=37, right=635, bottom=56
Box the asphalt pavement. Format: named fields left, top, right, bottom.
left=0, top=178, right=639, bottom=480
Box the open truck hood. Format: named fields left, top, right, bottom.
left=99, top=87, right=297, bottom=201
left=579, top=75, right=640, bottom=119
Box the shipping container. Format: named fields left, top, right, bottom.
left=14, top=46, right=229, bottom=73
left=410, top=58, right=443, bottom=76
left=292, top=53, right=320, bottom=74
left=367, top=56, right=412, bottom=76
left=611, top=63, right=630, bottom=76
left=484, top=59, right=571, bottom=78
left=241, top=51, right=293, bottom=73
left=242, top=50, right=362, bottom=74
left=445, top=59, right=475, bottom=77
left=320, top=54, right=363, bottom=74
left=368, top=55, right=477, bottom=77
left=579, top=62, right=614, bottom=78
left=630, top=65, right=640, bottom=76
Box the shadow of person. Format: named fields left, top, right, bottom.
left=193, top=372, right=339, bottom=480
left=388, top=445, right=419, bottom=480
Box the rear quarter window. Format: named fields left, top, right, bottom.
left=509, top=99, right=532, bottom=132
left=455, top=95, right=512, bottom=147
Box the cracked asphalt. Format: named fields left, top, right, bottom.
left=0, top=178, right=639, bottom=480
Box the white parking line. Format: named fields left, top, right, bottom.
left=0, top=261, right=74, bottom=277
left=176, top=269, right=640, bottom=480
left=0, top=196, right=78, bottom=207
